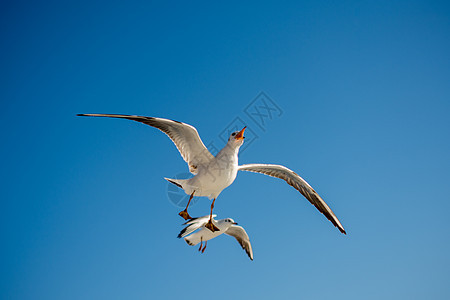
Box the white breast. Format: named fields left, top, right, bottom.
left=184, top=146, right=239, bottom=199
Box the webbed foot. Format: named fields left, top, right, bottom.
left=205, top=220, right=219, bottom=232
left=178, top=210, right=192, bottom=220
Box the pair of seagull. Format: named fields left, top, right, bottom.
left=78, top=113, right=346, bottom=238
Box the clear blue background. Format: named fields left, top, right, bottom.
left=1, top=0, right=449, bottom=299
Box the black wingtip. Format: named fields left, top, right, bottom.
left=178, top=225, right=189, bottom=238
left=338, top=226, right=347, bottom=235
left=177, top=229, right=185, bottom=239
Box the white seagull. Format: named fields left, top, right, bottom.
left=178, top=215, right=253, bottom=260
left=77, top=113, right=346, bottom=234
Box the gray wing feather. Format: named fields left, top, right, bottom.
left=77, top=114, right=214, bottom=174
left=238, top=163, right=346, bottom=234
left=225, top=225, right=253, bottom=260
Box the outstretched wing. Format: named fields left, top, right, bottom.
left=77, top=114, right=214, bottom=174
left=238, top=164, right=346, bottom=234
left=225, top=225, right=253, bottom=260
left=178, top=215, right=217, bottom=238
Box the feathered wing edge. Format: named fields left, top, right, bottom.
left=177, top=215, right=217, bottom=238
left=225, top=225, right=253, bottom=260
left=77, top=114, right=214, bottom=174
left=238, top=163, right=346, bottom=234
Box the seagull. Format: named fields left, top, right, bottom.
left=77, top=113, right=346, bottom=234
left=178, top=215, right=253, bottom=260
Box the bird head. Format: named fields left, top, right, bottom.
left=224, top=218, right=238, bottom=225
left=228, top=127, right=246, bottom=146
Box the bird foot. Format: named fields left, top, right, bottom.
left=205, top=220, right=220, bottom=232
left=178, top=210, right=192, bottom=220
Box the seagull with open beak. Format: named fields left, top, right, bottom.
left=78, top=114, right=346, bottom=235
left=168, top=126, right=247, bottom=231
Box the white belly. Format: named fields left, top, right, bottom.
left=184, top=223, right=228, bottom=245
left=184, top=159, right=238, bottom=199
left=182, top=146, right=240, bottom=199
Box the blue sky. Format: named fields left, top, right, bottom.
left=1, top=0, right=450, bottom=299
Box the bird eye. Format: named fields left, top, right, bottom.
left=232, top=133, right=236, bottom=136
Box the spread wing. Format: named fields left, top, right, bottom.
left=77, top=114, right=214, bottom=174
left=225, top=225, right=253, bottom=260
left=238, top=164, right=346, bottom=234
left=177, top=215, right=217, bottom=238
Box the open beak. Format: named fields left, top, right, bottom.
left=235, top=127, right=246, bottom=140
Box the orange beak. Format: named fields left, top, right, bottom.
left=235, top=126, right=246, bottom=140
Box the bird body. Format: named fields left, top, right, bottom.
left=182, top=218, right=230, bottom=245
left=178, top=215, right=253, bottom=260
left=166, top=143, right=240, bottom=199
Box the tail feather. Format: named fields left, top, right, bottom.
left=165, top=178, right=183, bottom=189
left=185, top=237, right=195, bottom=246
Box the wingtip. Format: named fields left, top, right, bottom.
left=177, top=228, right=186, bottom=238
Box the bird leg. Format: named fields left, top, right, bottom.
left=198, top=238, right=203, bottom=252
left=201, top=240, right=207, bottom=253
left=205, top=198, right=220, bottom=232
left=178, top=191, right=195, bottom=220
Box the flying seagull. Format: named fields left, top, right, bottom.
left=178, top=215, right=253, bottom=260
left=77, top=113, right=346, bottom=234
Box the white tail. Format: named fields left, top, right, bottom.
left=164, top=177, right=184, bottom=189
